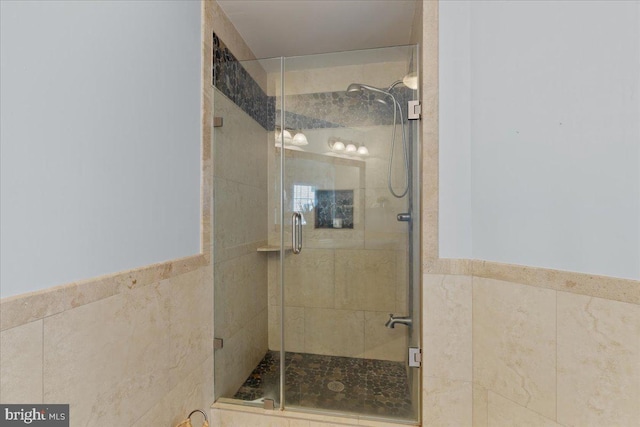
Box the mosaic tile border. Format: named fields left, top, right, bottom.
left=213, top=33, right=273, bottom=130
left=212, top=32, right=416, bottom=131
left=281, top=87, right=413, bottom=129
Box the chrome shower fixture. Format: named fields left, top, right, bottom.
left=346, top=83, right=391, bottom=106
left=345, top=80, right=409, bottom=198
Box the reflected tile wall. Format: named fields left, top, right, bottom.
left=283, top=249, right=335, bottom=309
left=335, top=249, right=397, bottom=312
left=304, top=308, right=365, bottom=357
left=267, top=248, right=407, bottom=361
left=364, top=311, right=407, bottom=361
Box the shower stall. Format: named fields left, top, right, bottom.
left=211, top=40, right=421, bottom=424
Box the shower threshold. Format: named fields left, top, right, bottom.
left=232, top=351, right=414, bottom=420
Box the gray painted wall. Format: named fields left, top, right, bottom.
left=0, top=0, right=202, bottom=297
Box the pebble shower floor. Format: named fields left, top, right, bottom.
left=233, top=351, right=414, bottom=418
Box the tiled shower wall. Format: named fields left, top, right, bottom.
left=266, top=126, right=411, bottom=362
left=264, top=62, right=415, bottom=361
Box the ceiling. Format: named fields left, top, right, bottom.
left=217, top=0, right=419, bottom=59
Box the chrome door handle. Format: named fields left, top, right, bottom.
left=292, top=212, right=302, bottom=254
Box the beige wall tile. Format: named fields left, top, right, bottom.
left=363, top=188, right=408, bottom=251
left=283, top=250, right=335, bottom=309
left=305, top=308, right=365, bottom=357
left=214, top=409, right=291, bottom=427
left=268, top=253, right=280, bottom=306
left=299, top=229, right=365, bottom=250
left=132, top=355, right=214, bottom=427
left=363, top=231, right=408, bottom=251
left=363, top=311, right=407, bottom=361
left=423, top=377, right=473, bottom=427
left=472, top=260, right=640, bottom=306
left=211, top=405, right=416, bottom=427
left=487, top=392, right=561, bottom=427
left=215, top=252, right=268, bottom=338
left=335, top=249, right=396, bottom=312
left=557, top=292, right=640, bottom=427
left=215, top=309, right=269, bottom=400
left=214, top=177, right=268, bottom=254
left=167, top=268, right=212, bottom=388
left=43, top=282, right=171, bottom=426
left=0, top=285, right=69, bottom=332
left=213, top=88, right=268, bottom=190
left=0, top=320, right=43, bottom=403
left=362, top=127, right=406, bottom=191
left=423, top=274, right=472, bottom=381
left=472, top=384, right=488, bottom=427
left=473, top=277, right=556, bottom=419
left=268, top=305, right=305, bottom=353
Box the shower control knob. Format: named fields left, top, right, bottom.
left=397, top=213, right=411, bottom=222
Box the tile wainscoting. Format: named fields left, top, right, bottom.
left=0, top=258, right=213, bottom=426
left=422, top=273, right=640, bottom=427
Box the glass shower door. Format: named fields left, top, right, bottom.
left=279, top=46, right=420, bottom=422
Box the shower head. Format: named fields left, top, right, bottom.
left=346, top=83, right=365, bottom=96
left=345, top=83, right=390, bottom=106
left=345, top=80, right=409, bottom=199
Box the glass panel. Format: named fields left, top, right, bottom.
left=281, top=46, right=420, bottom=422
left=212, top=54, right=282, bottom=407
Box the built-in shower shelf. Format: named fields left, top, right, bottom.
left=257, top=245, right=292, bottom=252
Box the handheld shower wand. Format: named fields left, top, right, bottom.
left=345, top=83, right=409, bottom=198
